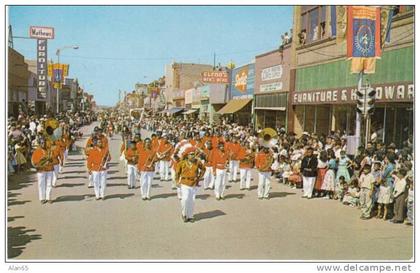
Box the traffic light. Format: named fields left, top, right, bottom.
left=356, top=88, right=365, bottom=114
left=365, top=87, right=376, bottom=115
left=355, top=87, right=376, bottom=116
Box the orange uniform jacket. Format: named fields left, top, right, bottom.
left=157, top=142, right=174, bottom=161
left=137, top=148, right=156, bottom=172
left=175, top=159, right=206, bottom=187
left=51, top=145, right=63, bottom=165
left=211, top=149, right=229, bottom=171
left=255, top=152, right=272, bottom=172
left=85, top=135, right=109, bottom=152
left=125, top=148, right=138, bottom=165
left=151, top=137, right=160, bottom=152
left=87, top=147, right=110, bottom=172
left=228, top=142, right=241, bottom=160
left=203, top=148, right=214, bottom=167
left=238, top=147, right=254, bottom=169
left=31, top=147, right=54, bottom=172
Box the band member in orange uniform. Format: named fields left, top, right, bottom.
left=175, top=147, right=206, bottom=223
left=156, top=134, right=173, bottom=181
left=31, top=137, right=54, bottom=204
left=255, top=146, right=274, bottom=200
left=137, top=138, right=157, bottom=200
left=228, top=136, right=241, bottom=182
left=202, top=140, right=215, bottom=190
left=238, top=142, right=255, bottom=190
left=86, top=137, right=110, bottom=200
left=125, top=140, right=139, bottom=189
left=51, top=140, right=64, bottom=188
left=212, top=142, right=229, bottom=200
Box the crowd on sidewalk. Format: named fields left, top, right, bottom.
left=7, top=110, right=95, bottom=176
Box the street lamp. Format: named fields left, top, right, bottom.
left=55, top=45, right=79, bottom=114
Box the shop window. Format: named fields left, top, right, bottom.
left=295, top=105, right=305, bottom=133
left=315, top=105, right=330, bottom=137
left=304, top=106, right=316, bottom=133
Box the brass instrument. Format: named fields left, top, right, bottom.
left=258, top=128, right=278, bottom=148
left=258, top=151, right=274, bottom=172
left=145, top=151, right=157, bottom=169
left=38, top=148, right=53, bottom=169
left=101, top=151, right=111, bottom=170
left=241, top=150, right=255, bottom=166
left=157, top=145, right=173, bottom=160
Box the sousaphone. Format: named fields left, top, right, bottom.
left=258, top=128, right=278, bottom=148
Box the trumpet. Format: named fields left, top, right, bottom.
left=145, top=152, right=157, bottom=169
left=157, top=146, right=172, bottom=160
left=101, top=151, right=111, bottom=170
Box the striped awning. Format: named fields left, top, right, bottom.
left=217, top=99, right=252, bottom=114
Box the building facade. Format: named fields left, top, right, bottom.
left=8, top=47, right=30, bottom=117
left=164, top=62, right=213, bottom=107
left=289, top=5, right=414, bottom=146
left=254, top=45, right=292, bottom=130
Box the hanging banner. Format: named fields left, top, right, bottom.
left=347, top=6, right=381, bottom=74
left=36, top=39, right=48, bottom=100
left=48, top=63, right=69, bottom=77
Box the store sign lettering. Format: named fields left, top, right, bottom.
left=260, top=82, right=283, bottom=92
left=36, top=39, right=48, bottom=100
left=261, top=65, right=283, bottom=81
left=292, top=83, right=414, bottom=104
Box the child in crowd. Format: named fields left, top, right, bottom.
left=342, top=179, right=360, bottom=207
left=321, top=159, right=336, bottom=199
left=288, top=160, right=302, bottom=189
left=335, top=176, right=346, bottom=201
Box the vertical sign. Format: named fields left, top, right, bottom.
left=37, top=39, right=48, bottom=100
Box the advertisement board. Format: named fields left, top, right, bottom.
left=29, top=26, right=55, bottom=39
left=230, top=63, right=255, bottom=99
left=202, top=71, right=229, bottom=84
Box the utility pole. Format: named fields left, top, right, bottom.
left=213, top=52, right=216, bottom=70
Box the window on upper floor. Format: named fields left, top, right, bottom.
left=299, top=5, right=327, bottom=46
left=392, top=5, right=414, bottom=16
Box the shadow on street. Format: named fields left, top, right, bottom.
left=53, top=194, right=95, bottom=203
left=195, top=210, right=226, bottom=221
left=7, top=226, right=42, bottom=259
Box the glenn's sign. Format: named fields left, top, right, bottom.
left=29, top=26, right=55, bottom=39
left=201, top=71, right=229, bottom=84
left=292, top=83, right=414, bottom=105
left=36, top=39, right=48, bottom=100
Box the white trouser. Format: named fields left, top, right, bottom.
left=141, top=171, right=154, bottom=198
left=52, top=164, right=59, bottom=186
left=258, top=171, right=271, bottom=198
left=181, top=184, right=195, bottom=219
left=64, top=149, right=68, bottom=162
left=240, top=168, right=252, bottom=189
left=302, top=176, right=316, bottom=198
left=229, top=160, right=239, bottom=181
left=37, top=171, right=53, bottom=201
left=88, top=172, right=93, bottom=187
left=214, top=169, right=227, bottom=198
left=127, top=164, right=136, bottom=188
left=154, top=161, right=160, bottom=175
left=159, top=160, right=170, bottom=181
left=171, top=167, right=177, bottom=188
left=92, top=170, right=106, bottom=198
left=203, top=166, right=215, bottom=189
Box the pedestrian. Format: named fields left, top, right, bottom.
left=335, top=150, right=351, bottom=184
left=238, top=142, right=254, bottom=190
left=125, top=140, right=138, bottom=189
left=175, top=147, right=206, bottom=223
left=51, top=140, right=64, bottom=188
left=137, top=138, right=157, bottom=200
left=86, top=137, right=110, bottom=200
left=314, top=150, right=328, bottom=197
left=376, top=154, right=395, bottom=220
left=300, top=146, right=318, bottom=199
left=255, top=146, right=274, bottom=200
left=31, top=136, right=54, bottom=204
left=212, top=142, right=229, bottom=200
left=405, top=176, right=414, bottom=226
left=390, top=168, right=407, bottom=224
left=321, top=158, right=336, bottom=199
left=156, top=134, right=173, bottom=181
left=359, top=164, right=375, bottom=220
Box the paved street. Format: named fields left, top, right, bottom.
left=7, top=123, right=413, bottom=260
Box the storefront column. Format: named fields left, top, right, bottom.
left=383, top=105, right=387, bottom=143
left=331, top=106, right=336, bottom=132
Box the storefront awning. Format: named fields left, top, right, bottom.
left=167, top=107, right=184, bottom=114
left=254, top=107, right=286, bottom=111
left=183, top=109, right=198, bottom=115
left=217, top=99, right=252, bottom=114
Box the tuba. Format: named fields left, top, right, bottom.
left=258, top=128, right=278, bottom=148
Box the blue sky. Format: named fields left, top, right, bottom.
left=9, top=6, right=293, bottom=106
